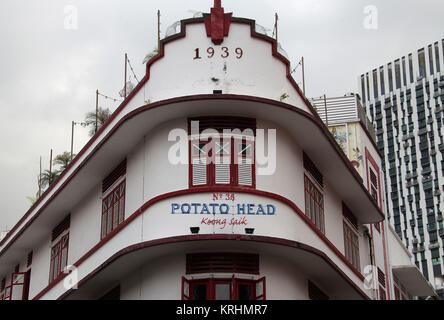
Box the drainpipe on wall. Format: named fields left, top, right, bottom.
left=365, top=226, right=378, bottom=300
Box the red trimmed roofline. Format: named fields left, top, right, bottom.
left=57, top=234, right=370, bottom=300
left=0, top=15, right=380, bottom=251
left=0, top=94, right=385, bottom=258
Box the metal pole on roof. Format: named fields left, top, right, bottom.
left=49, top=149, right=53, bottom=174
left=157, top=10, right=161, bottom=51
left=302, top=56, right=306, bottom=95
left=71, top=121, right=75, bottom=162
left=124, top=53, right=128, bottom=99
left=38, top=156, right=42, bottom=198
left=324, top=94, right=329, bottom=126
left=95, top=89, right=99, bottom=134
left=274, top=13, right=279, bottom=44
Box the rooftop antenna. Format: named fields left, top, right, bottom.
left=214, top=0, right=222, bottom=8
left=95, top=89, right=99, bottom=134
left=157, top=10, right=161, bottom=51
left=38, top=156, right=42, bottom=198
left=273, top=13, right=279, bottom=43
left=324, top=94, right=329, bottom=126
left=301, top=56, right=306, bottom=96
left=124, top=53, right=128, bottom=99
left=49, top=149, right=53, bottom=174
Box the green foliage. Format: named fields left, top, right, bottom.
left=280, top=93, right=289, bottom=102
left=84, top=107, right=112, bottom=137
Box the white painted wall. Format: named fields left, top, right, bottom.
left=145, top=23, right=309, bottom=112
left=120, top=252, right=310, bottom=300
left=30, top=114, right=378, bottom=299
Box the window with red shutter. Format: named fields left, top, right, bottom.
left=182, top=277, right=265, bottom=301
left=189, top=117, right=256, bottom=188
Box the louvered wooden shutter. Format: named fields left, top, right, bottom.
left=191, top=141, right=208, bottom=186
left=192, top=157, right=207, bottom=186
left=237, top=141, right=253, bottom=186
left=215, top=141, right=231, bottom=185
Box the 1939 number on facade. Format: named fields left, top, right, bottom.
left=194, top=47, right=243, bottom=60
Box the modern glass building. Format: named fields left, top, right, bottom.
left=359, top=39, right=444, bottom=299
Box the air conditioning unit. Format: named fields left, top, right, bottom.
left=429, top=242, right=440, bottom=249
left=434, top=190, right=442, bottom=196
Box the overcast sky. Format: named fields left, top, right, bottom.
left=0, top=0, right=443, bottom=231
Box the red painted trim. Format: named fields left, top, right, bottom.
left=205, top=2, right=232, bottom=45
left=0, top=94, right=384, bottom=264
left=181, top=277, right=259, bottom=300
left=55, top=235, right=369, bottom=301
left=365, top=147, right=391, bottom=300
left=0, top=11, right=380, bottom=248
left=32, top=186, right=367, bottom=300
left=358, top=120, right=383, bottom=159
left=365, top=147, right=382, bottom=211
left=380, top=220, right=391, bottom=300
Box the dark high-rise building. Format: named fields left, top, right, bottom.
left=359, top=39, right=444, bottom=298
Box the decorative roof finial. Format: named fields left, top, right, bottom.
left=205, top=0, right=232, bottom=45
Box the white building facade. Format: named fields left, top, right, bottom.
left=0, top=1, right=435, bottom=300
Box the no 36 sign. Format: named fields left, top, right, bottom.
left=194, top=47, right=244, bottom=60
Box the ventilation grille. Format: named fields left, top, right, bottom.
left=308, top=281, right=329, bottom=300
left=99, top=286, right=121, bottom=300
left=370, top=169, right=378, bottom=187
left=186, top=253, right=259, bottom=275
left=52, top=215, right=70, bottom=242
left=102, top=159, right=127, bottom=193
left=378, top=268, right=386, bottom=288
left=27, top=251, right=33, bottom=268
left=342, top=203, right=358, bottom=229
left=303, top=152, right=323, bottom=187
left=189, top=117, right=256, bottom=134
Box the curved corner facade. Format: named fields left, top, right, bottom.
left=0, top=3, right=435, bottom=301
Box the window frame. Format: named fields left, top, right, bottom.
left=49, top=231, right=69, bottom=284
left=304, top=174, right=325, bottom=234
left=101, top=179, right=126, bottom=240
left=182, top=277, right=265, bottom=301
left=189, top=122, right=256, bottom=189
left=343, top=219, right=361, bottom=271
